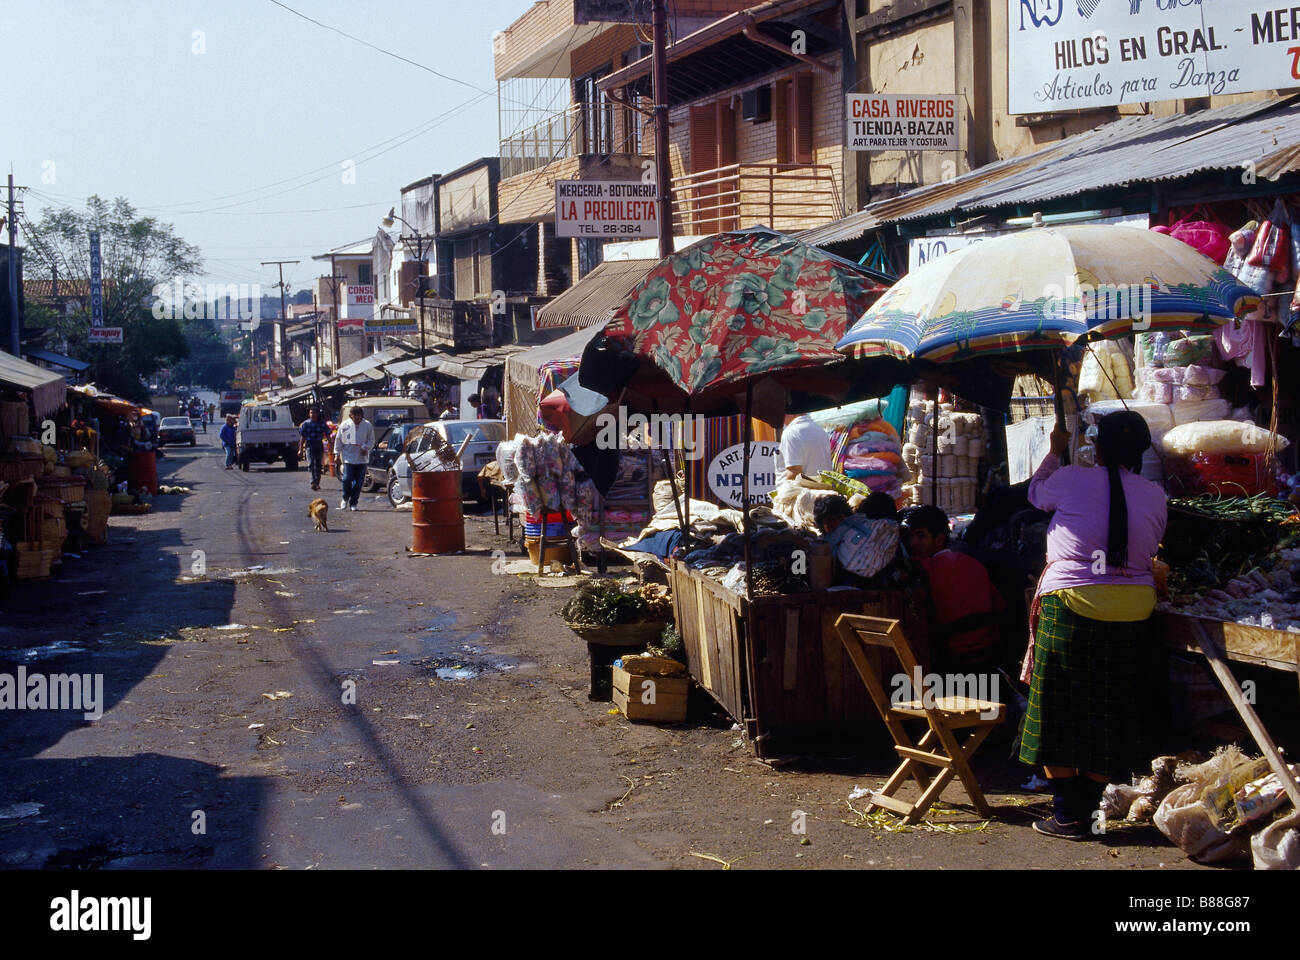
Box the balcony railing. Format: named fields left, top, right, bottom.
left=500, top=102, right=625, bottom=180
left=670, top=163, right=844, bottom=236
left=415, top=297, right=493, bottom=349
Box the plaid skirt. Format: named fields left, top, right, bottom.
left=1018, top=593, right=1149, bottom=780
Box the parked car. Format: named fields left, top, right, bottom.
left=157, top=415, right=194, bottom=446
left=236, top=402, right=298, bottom=471
left=365, top=421, right=422, bottom=492
left=386, top=419, right=506, bottom=506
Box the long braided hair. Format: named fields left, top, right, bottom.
left=1094, top=411, right=1152, bottom=570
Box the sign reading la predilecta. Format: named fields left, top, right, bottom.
left=555, top=181, right=659, bottom=239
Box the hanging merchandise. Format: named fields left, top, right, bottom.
left=1167, top=206, right=1232, bottom=264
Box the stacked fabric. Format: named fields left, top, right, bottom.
left=839, top=418, right=906, bottom=500
left=523, top=511, right=573, bottom=538
left=1086, top=332, right=1234, bottom=483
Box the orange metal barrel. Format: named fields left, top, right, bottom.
left=411, top=470, right=464, bottom=553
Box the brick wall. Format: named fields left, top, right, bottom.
left=664, top=55, right=846, bottom=233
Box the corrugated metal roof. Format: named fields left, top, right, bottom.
left=534, top=258, right=657, bottom=329
left=799, top=96, right=1300, bottom=247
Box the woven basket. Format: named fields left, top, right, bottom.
left=111, top=502, right=152, bottom=516
left=0, top=457, right=44, bottom=483
left=36, top=476, right=87, bottom=504
left=15, top=542, right=56, bottom=579
left=565, top=620, right=671, bottom=647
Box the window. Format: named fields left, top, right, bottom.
left=358, top=264, right=373, bottom=285
left=251, top=408, right=277, bottom=422
left=775, top=71, right=815, bottom=165
left=575, top=65, right=615, bottom=154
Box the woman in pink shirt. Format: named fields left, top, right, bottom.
left=1019, top=411, right=1168, bottom=840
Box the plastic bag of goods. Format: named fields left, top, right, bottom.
left=1174, top=384, right=1219, bottom=402
left=1161, top=420, right=1290, bottom=457
left=1136, top=381, right=1174, bottom=404
left=1252, top=810, right=1300, bottom=870
left=1183, top=364, right=1226, bottom=387
left=1083, top=399, right=1174, bottom=435
left=1169, top=399, right=1230, bottom=425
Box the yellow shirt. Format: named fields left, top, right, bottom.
left=1052, top=584, right=1157, bottom=622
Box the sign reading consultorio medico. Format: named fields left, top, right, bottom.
left=1008, top=1, right=1300, bottom=115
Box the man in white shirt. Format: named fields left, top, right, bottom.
left=777, top=413, right=832, bottom=481
left=333, top=405, right=375, bottom=511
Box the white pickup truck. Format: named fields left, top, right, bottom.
left=237, top=403, right=299, bottom=471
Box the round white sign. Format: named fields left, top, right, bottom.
left=706, top=441, right=780, bottom=508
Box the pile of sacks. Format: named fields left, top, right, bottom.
left=1103, top=745, right=1300, bottom=868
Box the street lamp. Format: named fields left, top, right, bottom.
left=382, top=207, right=428, bottom=359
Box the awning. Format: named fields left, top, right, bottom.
left=0, top=350, right=67, bottom=420
left=504, top=326, right=606, bottom=437
left=798, top=95, right=1300, bottom=248
left=332, top=345, right=415, bottom=382
left=598, top=0, right=839, bottom=106
left=534, top=258, right=658, bottom=330
left=68, top=384, right=139, bottom=418
left=386, top=344, right=530, bottom=382
left=23, top=347, right=90, bottom=373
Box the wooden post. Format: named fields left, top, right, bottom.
left=1191, top=620, right=1300, bottom=811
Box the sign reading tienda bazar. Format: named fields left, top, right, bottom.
left=1007, top=0, right=1300, bottom=115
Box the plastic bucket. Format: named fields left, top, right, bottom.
left=411, top=470, right=464, bottom=553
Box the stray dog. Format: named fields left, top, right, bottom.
left=308, top=498, right=329, bottom=532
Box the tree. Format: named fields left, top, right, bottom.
left=170, top=315, right=238, bottom=390
left=22, top=196, right=201, bottom=402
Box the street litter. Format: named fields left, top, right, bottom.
left=372, top=659, right=400, bottom=666
left=0, top=802, right=43, bottom=820
left=261, top=691, right=293, bottom=701
left=215, top=624, right=247, bottom=630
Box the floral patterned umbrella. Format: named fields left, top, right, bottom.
left=604, top=229, right=888, bottom=398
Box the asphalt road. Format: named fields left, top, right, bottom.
left=0, top=430, right=1207, bottom=870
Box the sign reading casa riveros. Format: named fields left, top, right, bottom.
left=555, top=180, right=659, bottom=239
left=1009, top=0, right=1300, bottom=115
left=845, top=94, right=960, bottom=151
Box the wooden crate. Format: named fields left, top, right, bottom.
left=669, top=560, right=932, bottom=757
left=15, top=542, right=55, bottom=579
left=612, top=666, right=689, bottom=722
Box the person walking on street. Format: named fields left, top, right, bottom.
left=333, top=405, right=374, bottom=511
left=220, top=415, right=238, bottom=469
left=298, top=407, right=329, bottom=491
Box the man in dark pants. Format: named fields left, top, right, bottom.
left=297, top=406, right=329, bottom=491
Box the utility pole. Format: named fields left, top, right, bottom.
left=652, top=0, right=674, bottom=259
left=312, top=293, right=320, bottom=389
left=325, top=254, right=347, bottom=378
left=261, top=259, right=298, bottom=382
left=6, top=174, right=19, bottom=356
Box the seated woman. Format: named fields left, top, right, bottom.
left=812, top=494, right=903, bottom=588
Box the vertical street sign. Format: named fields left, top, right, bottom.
left=88, top=230, right=103, bottom=327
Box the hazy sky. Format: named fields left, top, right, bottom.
left=3, top=0, right=545, bottom=292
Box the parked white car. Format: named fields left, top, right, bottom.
left=386, top=419, right=506, bottom=506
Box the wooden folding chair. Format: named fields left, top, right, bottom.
left=835, top=613, right=1005, bottom=824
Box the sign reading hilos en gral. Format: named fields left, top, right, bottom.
left=1008, top=1, right=1298, bottom=115
left=555, top=181, right=659, bottom=239
left=846, top=94, right=959, bottom=151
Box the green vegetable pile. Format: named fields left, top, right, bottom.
left=1160, top=493, right=1300, bottom=594
left=561, top=579, right=649, bottom=626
